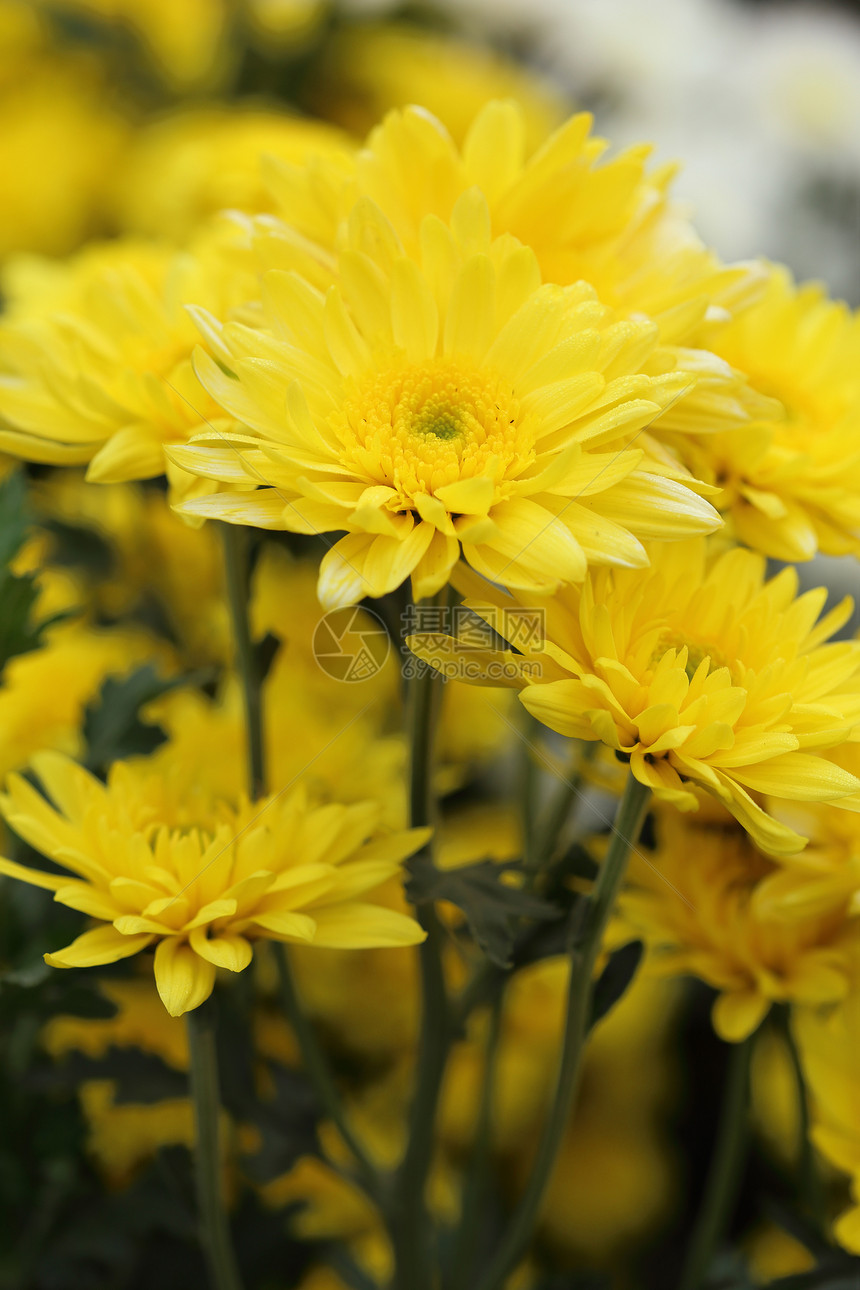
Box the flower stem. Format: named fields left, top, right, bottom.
left=449, top=992, right=504, bottom=1290
left=221, top=523, right=265, bottom=800
left=679, top=1031, right=755, bottom=1290
left=391, top=594, right=450, bottom=1290
left=780, top=1009, right=827, bottom=1232
left=474, top=773, right=651, bottom=1290
left=275, top=945, right=381, bottom=1199
left=187, top=1002, right=244, bottom=1290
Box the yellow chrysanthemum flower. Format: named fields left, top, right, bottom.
left=793, top=944, right=860, bottom=1254
left=0, top=752, right=427, bottom=1016
left=246, top=101, right=772, bottom=466
left=112, top=106, right=354, bottom=245
left=173, top=195, right=719, bottom=606
left=0, top=624, right=167, bottom=782
left=36, top=0, right=229, bottom=89
left=305, top=24, right=567, bottom=151
left=0, top=3, right=128, bottom=259
left=260, top=100, right=763, bottom=345
left=0, top=225, right=251, bottom=502
left=620, top=808, right=857, bottom=1041
left=677, top=266, right=860, bottom=560
left=411, top=541, right=860, bottom=854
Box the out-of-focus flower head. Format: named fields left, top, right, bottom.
left=34, top=0, right=230, bottom=89
left=0, top=1, right=128, bottom=259
left=793, top=938, right=860, bottom=1254
left=304, top=21, right=567, bottom=148
left=0, top=623, right=168, bottom=782
left=112, top=107, right=354, bottom=245
left=621, top=807, right=858, bottom=1041
left=0, top=225, right=255, bottom=504
left=0, top=752, right=428, bottom=1015
left=411, top=542, right=860, bottom=855
left=674, top=266, right=860, bottom=562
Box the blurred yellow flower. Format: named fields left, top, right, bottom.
left=793, top=944, right=860, bottom=1254
left=0, top=752, right=428, bottom=1015
left=0, top=3, right=128, bottom=259
left=418, top=541, right=860, bottom=854
left=0, top=624, right=166, bottom=781
left=621, top=809, right=857, bottom=1041
left=112, top=106, right=353, bottom=245
left=305, top=23, right=567, bottom=149
left=681, top=266, right=860, bottom=561
left=37, top=0, right=229, bottom=88
left=0, top=226, right=251, bottom=503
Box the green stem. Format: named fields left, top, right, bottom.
left=780, top=1009, right=827, bottom=1233
left=275, top=945, right=380, bottom=1199
left=221, top=523, right=265, bottom=800
left=679, top=1031, right=755, bottom=1290
left=391, top=592, right=450, bottom=1290
left=449, top=993, right=504, bottom=1290
left=187, top=1003, right=244, bottom=1290
left=520, top=712, right=542, bottom=870
left=474, top=774, right=651, bottom=1290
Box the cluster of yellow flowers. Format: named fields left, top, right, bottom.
left=1, top=8, right=860, bottom=1285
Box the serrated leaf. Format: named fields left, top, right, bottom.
left=82, top=664, right=204, bottom=771
left=588, top=940, right=643, bottom=1030
left=406, top=855, right=561, bottom=968
left=0, top=468, right=30, bottom=567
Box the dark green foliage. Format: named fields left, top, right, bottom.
left=0, top=471, right=73, bottom=674
left=82, top=663, right=196, bottom=771
left=406, top=854, right=560, bottom=967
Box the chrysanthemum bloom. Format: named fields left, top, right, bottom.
left=0, top=752, right=428, bottom=1015
left=304, top=24, right=567, bottom=150
left=793, top=946, right=860, bottom=1254
left=0, top=226, right=252, bottom=504
left=172, top=197, right=721, bottom=606
left=258, top=100, right=762, bottom=345
left=674, top=266, right=860, bottom=560
left=250, top=100, right=773, bottom=448
left=112, top=106, right=354, bottom=244
left=409, top=541, right=860, bottom=854
left=752, top=742, right=860, bottom=925
left=619, top=808, right=857, bottom=1041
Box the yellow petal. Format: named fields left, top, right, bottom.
left=154, top=937, right=217, bottom=1017
left=309, top=903, right=426, bottom=948
left=46, top=926, right=155, bottom=969
left=188, top=927, right=253, bottom=973
left=712, top=990, right=770, bottom=1042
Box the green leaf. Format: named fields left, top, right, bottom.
left=406, top=855, right=561, bottom=968
left=82, top=664, right=205, bottom=772
left=588, top=940, right=643, bottom=1030
left=0, top=471, right=73, bottom=672
left=0, top=468, right=30, bottom=567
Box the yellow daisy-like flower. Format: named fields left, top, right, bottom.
left=679, top=266, right=860, bottom=560
left=111, top=106, right=354, bottom=245
left=793, top=943, right=860, bottom=1254
left=0, top=752, right=427, bottom=1016
left=305, top=24, right=567, bottom=151
left=410, top=541, right=860, bottom=854
left=173, top=195, right=720, bottom=607
left=261, top=100, right=763, bottom=344
left=620, top=808, right=857, bottom=1042
left=0, top=225, right=251, bottom=503
left=250, top=101, right=772, bottom=454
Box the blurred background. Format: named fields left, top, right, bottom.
left=2, top=0, right=860, bottom=298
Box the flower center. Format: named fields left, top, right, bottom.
left=337, top=357, right=532, bottom=501
left=652, top=630, right=728, bottom=681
